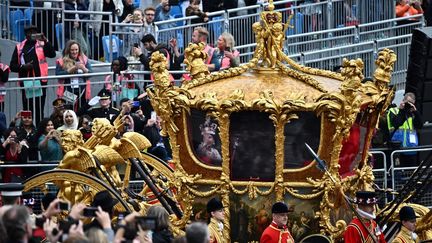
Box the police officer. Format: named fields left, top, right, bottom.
left=85, top=88, right=120, bottom=122
left=0, top=183, right=24, bottom=205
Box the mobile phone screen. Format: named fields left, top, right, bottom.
left=83, top=207, right=98, bottom=217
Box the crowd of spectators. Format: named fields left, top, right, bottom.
left=6, top=0, right=387, bottom=61
left=0, top=185, right=212, bottom=243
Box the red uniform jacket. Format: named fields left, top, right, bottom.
left=344, top=218, right=386, bottom=243
left=260, top=221, right=294, bottom=243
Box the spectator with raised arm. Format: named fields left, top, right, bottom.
left=155, top=0, right=177, bottom=43
left=121, top=8, right=146, bottom=57
left=134, top=34, right=173, bottom=83
left=209, top=32, right=240, bottom=72
left=119, top=0, right=136, bottom=22
left=37, top=118, right=63, bottom=162
left=10, top=110, right=38, bottom=163
left=56, top=40, right=93, bottom=110
left=387, top=92, right=422, bottom=167
left=1, top=128, right=29, bottom=182
left=9, top=25, right=56, bottom=124
left=186, top=0, right=209, bottom=24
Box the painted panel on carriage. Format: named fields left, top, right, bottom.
left=188, top=189, right=321, bottom=243
left=283, top=111, right=321, bottom=169
left=229, top=111, right=276, bottom=182
left=190, top=109, right=223, bottom=167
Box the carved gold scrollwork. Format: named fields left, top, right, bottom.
left=148, top=52, right=192, bottom=134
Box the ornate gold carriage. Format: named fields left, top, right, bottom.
left=22, top=0, right=432, bottom=242
left=145, top=1, right=397, bottom=241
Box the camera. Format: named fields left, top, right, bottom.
left=135, top=216, right=157, bottom=231
left=83, top=207, right=99, bottom=217
left=404, top=102, right=414, bottom=111
left=31, top=33, right=44, bottom=40
left=59, top=220, right=77, bottom=234
left=118, top=211, right=130, bottom=220
left=57, top=201, right=70, bottom=211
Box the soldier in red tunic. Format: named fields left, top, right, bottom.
left=344, top=191, right=386, bottom=243
left=260, top=202, right=295, bottom=243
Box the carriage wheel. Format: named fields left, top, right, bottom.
left=24, top=169, right=131, bottom=212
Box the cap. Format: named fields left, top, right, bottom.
left=272, top=202, right=290, bottom=214
left=97, top=88, right=111, bottom=100
left=24, top=25, right=38, bottom=33
left=0, top=183, right=24, bottom=197
left=400, top=206, right=417, bottom=221
left=354, top=191, right=377, bottom=205
left=206, top=198, right=223, bottom=213
left=52, top=98, right=66, bottom=107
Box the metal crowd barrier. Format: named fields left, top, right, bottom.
left=2, top=69, right=186, bottom=123
left=1, top=0, right=402, bottom=56
left=370, top=150, right=388, bottom=204
left=301, top=41, right=375, bottom=75
left=389, top=146, right=432, bottom=206
left=1, top=29, right=412, bottom=123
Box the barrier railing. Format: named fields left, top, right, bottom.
left=370, top=150, right=388, bottom=204
left=2, top=30, right=412, bottom=123
left=0, top=0, right=64, bottom=44
left=376, top=34, right=413, bottom=90
left=389, top=146, right=432, bottom=205
left=2, top=69, right=187, bottom=123
left=2, top=0, right=403, bottom=53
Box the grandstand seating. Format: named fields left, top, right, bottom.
left=55, top=23, right=63, bottom=50
left=9, top=9, right=31, bottom=42
left=169, top=4, right=183, bottom=18
left=102, top=35, right=124, bottom=62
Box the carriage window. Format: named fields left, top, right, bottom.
left=284, top=112, right=320, bottom=169
left=230, top=111, right=275, bottom=181
left=190, top=109, right=222, bottom=167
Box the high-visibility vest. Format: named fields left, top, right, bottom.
left=56, top=55, right=92, bottom=100
left=387, top=107, right=415, bottom=147
left=16, top=39, right=49, bottom=83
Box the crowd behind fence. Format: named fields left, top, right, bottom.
left=0, top=32, right=414, bottom=124
left=0, top=0, right=424, bottom=127
left=1, top=0, right=399, bottom=57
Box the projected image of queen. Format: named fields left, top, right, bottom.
left=197, top=117, right=222, bottom=166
